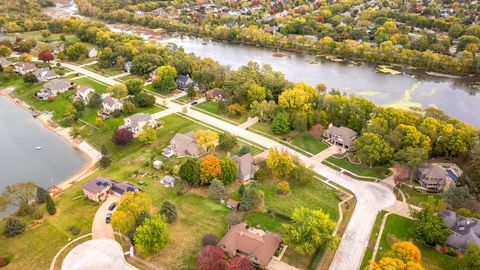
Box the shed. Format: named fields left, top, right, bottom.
left=226, top=199, right=239, bottom=210
left=153, top=160, right=163, bottom=169
left=161, top=175, right=176, bottom=187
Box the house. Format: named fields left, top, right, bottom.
left=323, top=124, right=358, bottom=150
left=36, top=78, right=73, bottom=100
left=75, top=85, right=95, bottom=103
left=100, top=95, right=124, bottom=116
left=232, top=153, right=257, bottom=182
left=122, top=113, right=157, bottom=134
left=218, top=222, right=281, bottom=269
left=176, top=74, right=195, bottom=90
left=153, top=160, right=163, bottom=169
left=34, top=68, right=59, bottom=82
left=226, top=198, right=239, bottom=210
left=87, top=48, right=98, bottom=58
left=438, top=210, right=480, bottom=253
left=82, top=177, right=141, bottom=203
left=0, top=57, right=13, bottom=69
left=52, top=43, right=65, bottom=54
left=161, top=175, right=176, bottom=187
left=170, top=131, right=204, bottom=158
left=124, top=61, right=132, bottom=72
left=14, top=62, right=37, bottom=75
left=205, top=88, right=226, bottom=101
left=417, top=163, right=454, bottom=192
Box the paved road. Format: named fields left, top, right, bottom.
left=60, top=62, right=397, bottom=270
left=92, top=195, right=120, bottom=239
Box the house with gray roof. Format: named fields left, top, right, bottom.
left=100, top=95, right=124, bottom=116
left=122, top=113, right=158, bottom=135
left=417, top=163, right=452, bottom=192
left=176, top=74, right=196, bottom=91
left=36, top=78, right=73, bottom=100
left=0, top=57, right=13, bottom=69
left=205, top=88, right=226, bottom=101
left=34, top=68, right=59, bottom=82
left=82, top=177, right=141, bottom=202
left=323, top=124, right=358, bottom=150
left=232, top=153, right=257, bottom=182
left=170, top=131, right=204, bottom=158
left=14, top=62, right=37, bottom=75
left=87, top=47, right=98, bottom=58
left=75, top=85, right=95, bottom=103
left=439, top=210, right=480, bottom=253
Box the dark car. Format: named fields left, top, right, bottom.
left=108, top=202, right=116, bottom=211
left=191, top=101, right=198, bottom=106
left=106, top=213, right=112, bottom=224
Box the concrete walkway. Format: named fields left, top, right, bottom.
left=267, top=258, right=300, bottom=270
left=92, top=195, right=120, bottom=239
left=310, top=145, right=344, bottom=163
left=238, top=117, right=259, bottom=129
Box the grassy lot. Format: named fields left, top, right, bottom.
left=243, top=212, right=287, bottom=233
left=145, top=84, right=182, bottom=98
left=325, top=156, right=389, bottom=180
left=249, top=122, right=328, bottom=155
left=192, top=101, right=247, bottom=125
left=13, top=31, right=78, bottom=43
left=375, top=214, right=459, bottom=270
left=117, top=74, right=143, bottom=82
left=84, top=63, right=124, bottom=77
left=0, top=178, right=98, bottom=270
left=73, top=77, right=109, bottom=93
left=400, top=186, right=442, bottom=207
left=173, top=92, right=202, bottom=105
left=361, top=210, right=387, bottom=269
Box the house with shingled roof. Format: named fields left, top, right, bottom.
left=323, top=124, right=358, bottom=150
left=417, top=163, right=452, bottom=192
left=81, top=177, right=141, bottom=202
left=231, top=153, right=257, bottom=182
left=439, top=210, right=480, bottom=253
left=170, top=131, right=205, bottom=158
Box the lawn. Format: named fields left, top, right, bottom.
left=192, top=101, right=248, bottom=125
left=361, top=210, right=387, bottom=269
left=145, top=84, right=182, bottom=98
left=0, top=177, right=98, bottom=270
left=14, top=31, right=78, bottom=43
left=400, top=186, right=442, bottom=207
left=375, top=214, right=459, bottom=270
left=84, top=63, right=124, bottom=77
left=73, top=77, right=109, bottom=93
left=249, top=122, right=328, bottom=155
left=243, top=212, right=287, bottom=233
left=117, top=74, right=143, bottom=82
left=325, top=156, right=389, bottom=180
left=173, top=92, right=202, bottom=105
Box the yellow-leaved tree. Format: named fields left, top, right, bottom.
left=195, top=130, right=219, bottom=152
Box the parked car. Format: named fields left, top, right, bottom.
left=106, top=213, right=112, bottom=224
left=108, top=202, right=116, bottom=211
left=191, top=101, right=198, bottom=105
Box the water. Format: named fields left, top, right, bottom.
left=0, top=96, right=87, bottom=192
left=45, top=1, right=480, bottom=127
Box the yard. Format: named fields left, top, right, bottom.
left=13, top=31, right=78, bottom=43
left=117, top=74, right=143, bottom=82
left=145, top=84, right=182, bottom=98
left=399, top=186, right=442, bottom=207
left=73, top=77, right=109, bottom=93
left=192, top=101, right=248, bottom=125
left=324, top=156, right=390, bottom=180
left=84, top=63, right=124, bottom=77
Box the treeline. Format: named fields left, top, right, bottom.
left=0, top=0, right=53, bottom=33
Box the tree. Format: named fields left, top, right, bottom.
left=218, top=133, right=237, bottom=150
left=88, top=92, right=102, bottom=108
left=266, top=148, right=294, bottom=177
left=122, top=100, right=136, bottom=114
left=250, top=100, right=276, bottom=122
left=247, top=84, right=267, bottom=104
left=197, top=246, right=229, bottom=270
left=201, top=155, right=222, bottom=185
left=393, top=147, right=428, bottom=181
left=117, top=192, right=152, bottom=220
left=187, top=85, right=195, bottom=100
left=411, top=197, right=450, bottom=246
left=461, top=244, right=480, bottom=270
left=159, top=200, right=177, bottom=223
left=3, top=217, right=26, bottom=237
left=179, top=159, right=200, bottom=186
left=228, top=257, right=255, bottom=270
left=66, top=43, right=87, bottom=61
left=277, top=181, right=290, bottom=195
left=289, top=160, right=314, bottom=184
left=45, top=194, right=56, bottom=215
left=283, top=207, right=336, bottom=255
left=271, top=111, right=290, bottom=135
left=208, top=179, right=226, bottom=201
left=443, top=185, right=469, bottom=208
left=227, top=103, right=245, bottom=118
left=134, top=215, right=170, bottom=255
left=195, top=130, right=219, bottom=152
left=138, top=126, right=157, bottom=145
left=38, top=51, right=54, bottom=63
left=125, top=78, right=144, bottom=95
left=113, top=128, right=133, bottom=146
left=239, top=145, right=250, bottom=156
left=19, top=53, right=32, bottom=62
left=0, top=182, right=37, bottom=213
left=202, top=233, right=219, bottom=246
left=278, top=83, right=318, bottom=113
left=292, top=113, right=308, bottom=132
left=153, top=76, right=176, bottom=93
left=36, top=187, right=48, bottom=204
left=23, top=73, right=38, bottom=84
left=99, top=155, right=112, bottom=168
left=354, top=133, right=394, bottom=167
left=220, top=158, right=237, bottom=184
left=134, top=91, right=155, bottom=107
left=155, top=65, right=177, bottom=80
left=107, top=84, right=128, bottom=98
left=111, top=210, right=135, bottom=233
left=0, top=45, right=12, bottom=57
left=240, top=187, right=264, bottom=211
left=389, top=242, right=422, bottom=264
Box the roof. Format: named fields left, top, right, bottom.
left=176, top=74, right=194, bottom=85
left=206, top=88, right=225, bottom=98
left=170, top=131, right=203, bottom=156
left=324, top=125, right=358, bottom=146
left=43, top=78, right=72, bottom=91
left=232, top=153, right=254, bottom=177
left=77, top=85, right=94, bottom=95
left=102, top=95, right=123, bottom=106
left=227, top=198, right=239, bottom=208
left=110, top=180, right=141, bottom=195
left=439, top=210, right=480, bottom=251
left=82, top=177, right=113, bottom=194
left=15, top=62, right=37, bottom=71
left=34, top=68, right=57, bottom=79
left=0, top=57, right=13, bottom=66
left=218, top=223, right=281, bottom=268
left=418, top=163, right=447, bottom=183
left=125, top=113, right=153, bottom=130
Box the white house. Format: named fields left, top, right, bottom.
left=100, top=95, right=124, bottom=116
left=75, top=85, right=95, bottom=103
left=87, top=48, right=98, bottom=58
left=14, top=62, right=37, bottom=75
left=123, top=113, right=157, bottom=134
left=36, top=79, right=73, bottom=100
left=34, top=68, right=59, bottom=82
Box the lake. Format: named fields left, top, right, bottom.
left=0, top=96, right=87, bottom=193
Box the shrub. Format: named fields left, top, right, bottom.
left=276, top=181, right=290, bottom=195
left=239, top=145, right=250, bottom=156
left=4, top=217, right=26, bottom=237
left=113, top=128, right=133, bottom=145
left=30, top=209, right=44, bottom=220
left=202, top=233, right=219, bottom=246
left=208, top=179, right=225, bottom=202
left=0, top=257, right=8, bottom=267
left=159, top=200, right=177, bottom=223
left=45, top=194, right=56, bottom=215
left=99, top=155, right=112, bottom=168
left=68, top=226, right=81, bottom=236
left=175, top=184, right=187, bottom=196
left=254, top=169, right=266, bottom=181
left=136, top=212, right=151, bottom=227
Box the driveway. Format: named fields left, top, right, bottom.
left=310, top=145, right=344, bottom=163
left=267, top=258, right=299, bottom=270
left=62, top=238, right=137, bottom=270
left=92, top=195, right=120, bottom=239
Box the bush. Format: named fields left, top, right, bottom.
left=4, top=217, right=26, bottom=237
left=276, top=181, right=290, bottom=195
left=0, top=257, right=8, bottom=267
left=30, top=208, right=43, bottom=220
left=239, top=145, right=250, bottom=156
left=17, top=203, right=34, bottom=217
left=113, top=128, right=133, bottom=146
left=208, top=179, right=225, bottom=202
left=202, top=233, right=219, bottom=246
left=159, top=200, right=177, bottom=223
left=68, top=226, right=81, bottom=236
left=175, top=184, right=187, bottom=196
left=254, top=169, right=266, bottom=181
left=99, top=155, right=112, bottom=168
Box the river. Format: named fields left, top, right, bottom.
left=0, top=96, right=87, bottom=193
left=46, top=1, right=480, bottom=127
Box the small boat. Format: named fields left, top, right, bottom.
left=35, top=146, right=43, bottom=150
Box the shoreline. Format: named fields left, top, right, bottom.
left=0, top=88, right=101, bottom=193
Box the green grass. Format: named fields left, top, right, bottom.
left=376, top=214, right=459, bottom=270
left=249, top=122, right=328, bottom=155
left=13, top=31, right=78, bottom=43
left=243, top=212, right=287, bottom=233
left=73, top=77, right=109, bottom=93
left=192, top=101, right=248, bottom=125
left=173, top=92, right=202, bottom=105
left=84, top=63, right=124, bottom=77
left=117, top=74, right=142, bottom=82
left=145, top=84, right=182, bottom=98
left=400, top=186, right=442, bottom=207
left=361, top=210, right=387, bottom=269
left=325, top=156, right=389, bottom=180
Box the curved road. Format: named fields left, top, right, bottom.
left=60, top=62, right=396, bottom=270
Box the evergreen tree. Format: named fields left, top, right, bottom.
left=208, top=179, right=226, bottom=202
left=179, top=159, right=200, bottom=186
left=45, top=194, right=56, bottom=215
left=4, top=217, right=26, bottom=237
left=159, top=200, right=177, bottom=223
left=36, top=187, right=48, bottom=204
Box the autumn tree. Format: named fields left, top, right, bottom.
left=354, top=133, right=394, bottom=167
left=266, top=148, right=294, bottom=177
left=155, top=65, right=177, bottom=80
left=277, top=181, right=290, bottom=195
left=66, top=43, right=87, bottom=61
left=111, top=210, right=135, bottom=233
left=228, top=257, right=255, bottom=270
left=138, top=126, right=157, bottom=145
left=250, top=100, right=276, bottom=122
left=38, top=51, right=54, bottom=63
left=278, top=83, right=318, bottom=113
left=389, top=242, right=422, bottom=264
left=220, top=158, right=237, bottom=184
left=200, top=155, right=222, bottom=185
left=107, top=84, right=128, bottom=98
left=0, top=182, right=37, bottom=213
left=247, top=83, right=267, bottom=104
left=197, top=246, right=229, bottom=270
left=134, top=215, right=170, bottom=255
left=179, top=159, right=200, bottom=186
left=113, top=128, right=133, bottom=145
left=0, top=45, right=12, bottom=57
left=283, top=207, right=336, bottom=255
left=195, top=130, right=219, bottom=152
